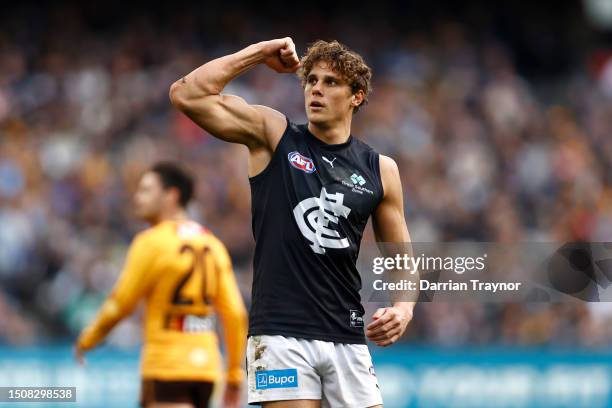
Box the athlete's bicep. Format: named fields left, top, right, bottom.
left=372, top=155, right=411, bottom=243
left=175, top=93, right=286, bottom=151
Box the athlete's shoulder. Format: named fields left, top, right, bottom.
left=253, top=106, right=288, bottom=151
left=122, top=228, right=163, bottom=263
left=352, top=136, right=379, bottom=154
left=378, top=154, right=401, bottom=198
left=202, top=230, right=230, bottom=253
left=379, top=154, right=398, bottom=170
left=173, top=220, right=223, bottom=248
left=131, top=223, right=169, bottom=248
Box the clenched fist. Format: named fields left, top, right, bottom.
left=366, top=305, right=413, bottom=347
left=259, top=37, right=300, bottom=73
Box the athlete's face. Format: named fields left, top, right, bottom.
left=133, top=172, right=169, bottom=223
left=304, top=61, right=364, bottom=126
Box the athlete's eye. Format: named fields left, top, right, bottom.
left=307, top=76, right=317, bottom=85
left=326, top=79, right=337, bottom=86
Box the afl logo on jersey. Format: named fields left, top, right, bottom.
left=288, top=151, right=316, bottom=174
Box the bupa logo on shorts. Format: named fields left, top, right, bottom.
left=288, top=151, right=316, bottom=174
left=255, top=369, right=298, bottom=390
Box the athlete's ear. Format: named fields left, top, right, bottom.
left=352, top=91, right=364, bottom=107
left=166, top=186, right=181, bottom=207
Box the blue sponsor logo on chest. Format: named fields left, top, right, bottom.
left=255, top=369, right=298, bottom=390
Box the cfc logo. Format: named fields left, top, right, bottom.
left=288, top=151, right=316, bottom=173
left=293, top=187, right=351, bottom=254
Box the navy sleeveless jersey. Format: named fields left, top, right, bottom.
left=248, top=119, right=384, bottom=344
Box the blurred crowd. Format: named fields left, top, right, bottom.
left=1, top=2, right=611, bottom=348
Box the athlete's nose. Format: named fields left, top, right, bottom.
left=311, top=80, right=323, bottom=96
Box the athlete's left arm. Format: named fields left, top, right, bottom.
left=211, top=241, right=248, bottom=388
left=366, top=155, right=415, bottom=347
left=75, top=234, right=157, bottom=362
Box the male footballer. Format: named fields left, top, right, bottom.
left=170, top=38, right=414, bottom=407
left=75, top=162, right=247, bottom=408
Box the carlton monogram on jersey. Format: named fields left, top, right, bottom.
left=249, top=120, right=384, bottom=344
left=293, top=187, right=351, bottom=254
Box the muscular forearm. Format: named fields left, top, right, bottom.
left=168, top=38, right=297, bottom=146
left=171, top=42, right=266, bottom=99
left=170, top=37, right=299, bottom=103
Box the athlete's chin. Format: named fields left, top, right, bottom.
left=306, top=112, right=329, bottom=126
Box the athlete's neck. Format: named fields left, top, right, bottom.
left=150, top=209, right=189, bottom=226
left=307, top=118, right=352, bottom=145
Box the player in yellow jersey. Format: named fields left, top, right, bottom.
left=75, top=162, right=248, bottom=408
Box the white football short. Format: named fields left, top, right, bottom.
left=246, top=335, right=383, bottom=407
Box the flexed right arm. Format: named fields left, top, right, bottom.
left=169, top=38, right=299, bottom=150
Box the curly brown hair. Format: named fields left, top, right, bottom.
left=298, top=40, right=372, bottom=113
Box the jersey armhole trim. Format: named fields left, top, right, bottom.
left=373, top=153, right=385, bottom=205
left=248, top=116, right=290, bottom=184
